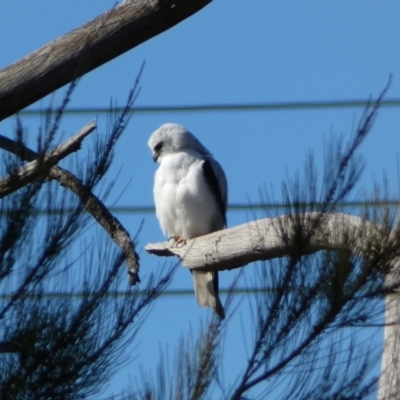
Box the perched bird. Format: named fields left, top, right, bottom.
left=148, top=123, right=227, bottom=319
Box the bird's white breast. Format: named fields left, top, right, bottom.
left=153, top=151, right=219, bottom=239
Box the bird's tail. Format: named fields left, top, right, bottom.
left=191, top=270, right=225, bottom=319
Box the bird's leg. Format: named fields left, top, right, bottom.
left=167, top=236, right=177, bottom=245
left=175, top=237, right=187, bottom=248
left=168, top=236, right=187, bottom=248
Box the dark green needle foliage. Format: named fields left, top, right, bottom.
left=0, top=69, right=174, bottom=399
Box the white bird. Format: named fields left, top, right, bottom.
left=148, top=123, right=227, bottom=319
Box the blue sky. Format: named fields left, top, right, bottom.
left=1, top=1, right=400, bottom=398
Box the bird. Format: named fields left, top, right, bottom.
left=148, top=123, right=227, bottom=319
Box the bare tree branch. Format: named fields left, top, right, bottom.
left=0, top=121, right=96, bottom=199
left=0, top=0, right=212, bottom=121
left=0, top=126, right=140, bottom=284
left=49, top=167, right=140, bottom=285
left=145, top=212, right=390, bottom=272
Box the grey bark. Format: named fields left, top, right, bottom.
left=0, top=121, right=95, bottom=198
left=145, top=213, right=385, bottom=271
left=0, top=0, right=211, bottom=121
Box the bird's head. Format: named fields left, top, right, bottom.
left=148, top=123, right=211, bottom=163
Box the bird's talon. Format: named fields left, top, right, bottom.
left=168, top=236, right=186, bottom=248
left=168, top=236, right=176, bottom=244
left=176, top=238, right=186, bottom=248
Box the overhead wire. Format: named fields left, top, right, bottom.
left=18, top=98, right=400, bottom=116
left=3, top=201, right=398, bottom=216
left=0, top=288, right=279, bottom=300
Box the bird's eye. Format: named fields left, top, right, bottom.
left=154, top=141, right=163, bottom=152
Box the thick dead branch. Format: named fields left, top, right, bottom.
left=145, top=212, right=386, bottom=272
left=0, top=126, right=140, bottom=284
left=0, top=0, right=212, bottom=121
left=49, top=167, right=140, bottom=285
left=0, top=121, right=95, bottom=199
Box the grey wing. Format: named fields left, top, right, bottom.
left=202, top=157, right=228, bottom=228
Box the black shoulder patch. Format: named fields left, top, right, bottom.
left=202, top=159, right=227, bottom=227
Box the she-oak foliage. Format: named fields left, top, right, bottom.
left=0, top=75, right=173, bottom=399
left=0, top=73, right=397, bottom=400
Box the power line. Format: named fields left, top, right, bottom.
left=19, top=99, right=400, bottom=116
left=0, top=288, right=295, bottom=301
left=103, top=201, right=400, bottom=214
left=4, top=201, right=398, bottom=216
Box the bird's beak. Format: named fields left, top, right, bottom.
left=152, top=153, right=159, bottom=163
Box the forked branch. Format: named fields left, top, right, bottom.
left=0, top=123, right=140, bottom=284
left=0, top=121, right=95, bottom=199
